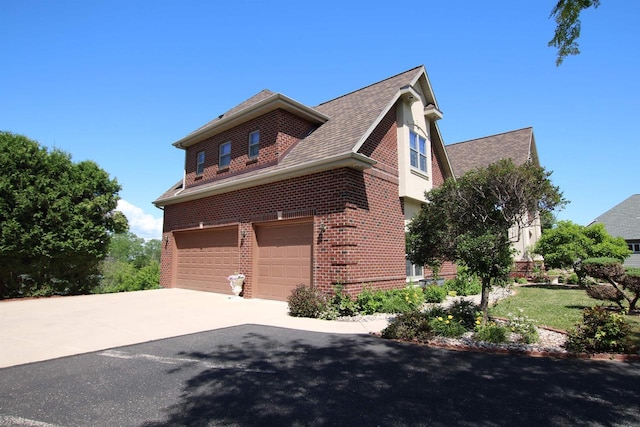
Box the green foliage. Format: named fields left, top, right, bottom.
left=423, top=285, right=447, bottom=303
left=581, top=258, right=640, bottom=312
left=355, top=287, right=384, bottom=315
left=549, top=0, right=601, bottom=66
left=407, top=159, right=565, bottom=320
left=535, top=221, right=630, bottom=271
left=381, top=312, right=433, bottom=342
left=0, top=132, right=127, bottom=298
left=444, top=268, right=482, bottom=296
left=328, top=284, right=357, bottom=317
left=507, top=310, right=539, bottom=344
left=429, top=314, right=467, bottom=338
left=287, top=285, right=328, bottom=318
left=447, top=299, right=481, bottom=330
left=565, top=306, right=633, bottom=354
left=474, top=322, right=508, bottom=343
left=378, top=288, right=425, bottom=314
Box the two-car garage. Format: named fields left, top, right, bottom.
left=172, top=221, right=313, bottom=301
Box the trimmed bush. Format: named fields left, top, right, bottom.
left=474, top=322, right=508, bottom=343
left=565, top=306, right=633, bottom=354
left=381, top=311, right=433, bottom=342
left=585, top=284, right=625, bottom=307
left=288, top=285, right=328, bottom=318
left=423, top=285, right=447, bottom=303
left=582, top=257, right=626, bottom=282
left=445, top=273, right=482, bottom=296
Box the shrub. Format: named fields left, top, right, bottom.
left=566, top=272, right=580, bottom=285
left=355, top=287, right=384, bottom=315
left=506, top=309, right=539, bottom=344
left=447, top=299, right=480, bottom=330
left=582, top=258, right=626, bottom=282
left=474, top=322, right=508, bottom=343
left=288, top=285, right=328, bottom=318
left=585, top=284, right=625, bottom=307
left=379, top=288, right=424, bottom=314
left=423, top=285, right=447, bottom=303
left=429, top=314, right=467, bottom=337
left=445, top=272, right=482, bottom=296
left=329, top=285, right=357, bottom=317
left=381, top=311, right=433, bottom=342
left=565, top=306, right=633, bottom=354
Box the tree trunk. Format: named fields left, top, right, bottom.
left=480, top=277, right=491, bottom=324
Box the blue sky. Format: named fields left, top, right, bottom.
left=2, top=1, right=638, bottom=239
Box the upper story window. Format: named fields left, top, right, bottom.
left=248, top=130, right=260, bottom=159
left=409, top=131, right=427, bottom=173
left=196, top=151, right=205, bottom=175
left=219, top=142, right=231, bottom=168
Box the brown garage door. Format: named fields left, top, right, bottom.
left=254, top=221, right=313, bottom=301
left=174, top=227, right=238, bottom=294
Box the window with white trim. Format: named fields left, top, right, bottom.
left=196, top=151, right=205, bottom=175
left=219, top=142, right=231, bottom=168
left=406, top=259, right=424, bottom=280
left=409, top=131, right=427, bottom=173
left=248, top=130, right=259, bottom=158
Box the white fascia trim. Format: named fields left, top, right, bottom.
left=154, top=152, right=376, bottom=207
left=173, top=93, right=330, bottom=149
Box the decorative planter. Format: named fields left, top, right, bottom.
left=229, top=278, right=244, bottom=297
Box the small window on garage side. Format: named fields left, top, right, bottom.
left=248, top=130, right=259, bottom=159
left=219, top=142, right=231, bottom=168
left=196, top=151, right=205, bottom=175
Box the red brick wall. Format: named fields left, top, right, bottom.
left=183, top=109, right=315, bottom=188
left=161, top=104, right=407, bottom=298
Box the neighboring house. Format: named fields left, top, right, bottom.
left=590, top=194, right=640, bottom=268
left=154, top=66, right=542, bottom=300
left=445, top=128, right=544, bottom=274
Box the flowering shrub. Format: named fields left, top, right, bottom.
left=429, top=314, right=466, bottom=337
left=507, top=309, right=539, bottom=344
left=474, top=322, right=508, bottom=343
left=565, top=306, right=634, bottom=354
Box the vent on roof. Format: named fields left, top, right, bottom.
left=218, top=114, right=224, bottom=119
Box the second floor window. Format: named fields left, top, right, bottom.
left=248, top=130, right=259, bottom=158
left=410, top=131, right=427, bottom=173
left=219, top=142, right=231, bottom=168
left=196, top=151, right=205, bottom=175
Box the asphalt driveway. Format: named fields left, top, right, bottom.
left=1, top=324, right=640, bottom=426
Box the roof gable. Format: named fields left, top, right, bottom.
left=591, top=194, right=640, bottom=240
left=445, top=127, right=537, bottom=178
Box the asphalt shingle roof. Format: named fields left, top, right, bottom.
left=591, top=194, right=640, bottom=240
left=445, top=127, right=536, bottom=178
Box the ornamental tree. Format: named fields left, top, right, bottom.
left=407, top=159, right=565, bottom=322
left=0, top=132, right=128, bottom=298
left=533, top=221, right=630, bottom=283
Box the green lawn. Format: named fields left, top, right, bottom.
left=489, top=284, right=640, bottom=346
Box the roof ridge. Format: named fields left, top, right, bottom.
left=446, top=126, right=533, bottom=147
left=315, top=65, right=423, bottom=107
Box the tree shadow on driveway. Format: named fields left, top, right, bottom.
left=143, top=324, right=640, bottom=426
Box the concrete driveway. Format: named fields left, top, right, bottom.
left=0, top=288, right=389, bottom=368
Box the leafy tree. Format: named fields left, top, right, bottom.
left=534, top=221, right=630, bottom=283
left=0, top=132, right=127, bottom=298
left=581, top=258, right=640, bottom=312
left=407, top=159, right=565, bottom=322
left=549, top=0, right=600, bottom=66
left=97, top=232, right=161, bottom=293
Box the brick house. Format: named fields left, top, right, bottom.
left=154, top=66, right=541, bottom=300
left=154, top=66, right=458, bottom=300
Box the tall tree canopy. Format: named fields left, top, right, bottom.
left=407, top=159, right=565, bottom=321
left=0, top=132, right=127, bottom=298
left=549, top=0, right=601, bottom=66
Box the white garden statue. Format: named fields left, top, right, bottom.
left=227, top=272, right=245, bottom=298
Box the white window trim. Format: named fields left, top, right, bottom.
left=196, top=151, right=205, bottom=175
left=219, top=141, right=231, bottom=168
left=248, top=130, right=259, bottom=159
left=409, top=130, right=428, bottom=173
